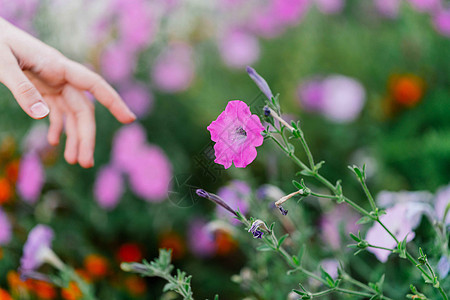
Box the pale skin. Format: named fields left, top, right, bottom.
left=0, top=18, right=136, bottom=168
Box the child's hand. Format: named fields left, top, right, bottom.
left=0, top=18, right=136, bottom=168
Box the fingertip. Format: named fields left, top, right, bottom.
left=79, top=157, right=94, bottom=168
left=29, top=101, right=50, bottom=119
left=47, top=132, right=60, bottom=146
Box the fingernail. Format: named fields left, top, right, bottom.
left=30, top=102, right=50, bottom=118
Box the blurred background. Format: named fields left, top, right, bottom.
left=0, top=0, right=450, bottom=299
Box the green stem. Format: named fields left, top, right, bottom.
left=298, top=131, right=315, bottom=171
left=359, top=177, right=377, bottom=212
left=367, top=244, right=396, bottom=252
left=309, top=191, right=338, bottom=199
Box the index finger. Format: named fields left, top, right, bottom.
left=62, top=59, right=136, bottom=123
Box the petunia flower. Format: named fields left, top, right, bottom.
left=0, top=208, right=12, bottom=245
left=187, top=219, right=216, bottom=258
left=20, top=225, right=64, bottom=275
left=207, top=100, right=265, bottom=169
left=217, top=180, right=251, bottom=224
left=94, top=165, right=124, bottom=210
left=219, top=30, right=260, bottom=69
left=16, top=152, right=45, bottom=204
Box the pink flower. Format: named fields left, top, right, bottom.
left=366, top=201, right=425, bottom=262
left=407, top=0, right=441, bottom=13
left=128, top=145, right=172, bottom=202
left=0, top=208, right=12, bottom=245
left=433, top=9, right=450, bottom=37
left=319, top=205, right=359, bottom=250
left=188, top=219, right=216, bottom=258
left=101, top=43, right=136, bottom=83
left=374, top=0, right=401, bottom=18
left=297, top=78, right=325, bottom=111
left=116, top=0, right=157, bottom=51
left=218, top=29, right=260, bottom=69
left=17, top=153, right=45, bottom=204
left=217, top=180, right=251, bottom=224
left=151, top=43, right=195, bottom=93
left=315, top=0, right=345, bottom=14
left=207, top=100, right=265, bottom=169
left=20, top=225, right=55, bottom=272
left=119, top=82, right=153, bottom=118
left=94, top=165, right=124, bottom=210
left=434, top=185, right=450, bottom=225
left=320, top=75, right=366, bottom=123
left=112, top=124, right=148, bottom=173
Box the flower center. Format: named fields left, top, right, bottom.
left=236, top=126, right=247, bottom=137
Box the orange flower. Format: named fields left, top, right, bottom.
left=0, top=288, right=12, bottom=300
left=84, top=254, right=109, bottom=278
left=117, top=243, right=142, bottom=263
left=0, top=177, right=12, bottom=204
left=75, top=269, right=92, bottom=283
left=61, top=282, right=82, bottom=300
left=5, top=160, right=20, bottom=183
left=215, top=230, right=237, bottom=256
left=389, top=74, right=425, bottom=107
left=7, top=270, right=31, bottom=295
left=30, top=280, right=57, bottom=300
left=159, top=232, right=185, bottom=260
left=124, top=275, right=147, bottom=297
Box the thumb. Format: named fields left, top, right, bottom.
left=0, top=51, right=49, bottom=119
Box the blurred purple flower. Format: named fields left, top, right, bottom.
left=23, top=123, right=51, bottom=155
left=94, top=165, right=124, bottom=210
left=320, top=258, right=340, bottom=279
left=17, top=153, right=45, bottom=204
left=438, top=256, right=450, bottom=279
left=128, top=145, right=172, bottom=202
left=188, top=219, right=216, bottom=258
left=297, top=78, right=324, bottom=111
left=320, top=205, right=360, bottom=250
left=256, top=184, right=285, bottom=202
left=119, top=82, right=154, bottom=118
left=101, top=43, right=136, bottom=83
left=315, top=0, right=345, bottom=14
left=152, top=43, right=195, bottom=93
left=0, top=0, right=40, bottom=32
left=112, top=124, right=147, bottom=173
left=0, top=208, right=12, bottom=245
left=374, top=0, right=401, bottom=18
left=407, top=0, right=441, bottom=13
left=272, top=0, right=310, bottom=26
left=433, top=9, right=450, bottom=37
left=366, top=201, right=427, bottom=262
left=116, top=0, right=157, bottom=51
left=20, top=225, right=61, bottom=273
left=434, top=185, right=450, bottom=225
left=219, top=29, right=260, bottom=69
left=320, top=75, right=366, bottom=123
left=217, top=180, right=251, bottom=224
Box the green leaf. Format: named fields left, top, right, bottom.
left=349, top=232, right=361, bottom=242
left=292, top=180, right=303, bottom=190
left=163, top=282, right=177, bottom=292
left=320, top=266, right=336, bottom=288
left=277, top=234, right=289, bottom=249
left=256, top=244, right=274, bottom=252
left=292, top=255, right=300, bottom=266
left=356, top=215, right=373, bottom=224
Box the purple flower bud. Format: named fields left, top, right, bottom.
left=248, top=219, right=269, bottom=239
left=278, top=206, right=288, bottom=216
left=263, top=106, right=271, bottom=117
left=252, top=230, right=264, bottom=239
left=196, top=189, right=238, bottom=217
left=247, top=66, right=274, bottom=100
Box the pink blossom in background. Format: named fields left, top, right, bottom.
left=315, top=0, right=345, bottom=14
left=188, top=219, right=216, bottom=258
left=320, top=75, right=366, bottom=123
left=320, top=259, right=340, bottom=279
left=0, top=208, right=12, bottom=245
left=434, top=185, right=450, bottom=225
left=366, top=201, right=427, bottom=262
left=272, top=0, right=310, bottom=26
left=217, top=180, right=251, bottom=224
left=20, top=225, right=54, bottom=272
left=319, top=205, right=359, bottom=250
left=116, top=0, right=157, bottom=51
left=433, top=9, right=450, bottom=37
left=101, top=43, right=136, bottom=84
left=94, top=165, right=124, bottom=210
left=374, top=0, right=401, bottom=18
left=112, top=124, right=147, bottom=173
left=297, top=78, right=325, bottom=111
left=128, top=145, right=172, bottom=202
left=407, top=0, right=441, bottom=13
left=219, top=30, right=260, bottom=69
left=23, top=123, right=51, bottom=155
left=119, top=83, right=154, bottom=118
left=0, top=0, right=40, bottom=32
left=17, top=153, right=45, bottom=204
left=207, top=100, right=265, bottom=169
left=152, top=44, right=195, bottom=93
